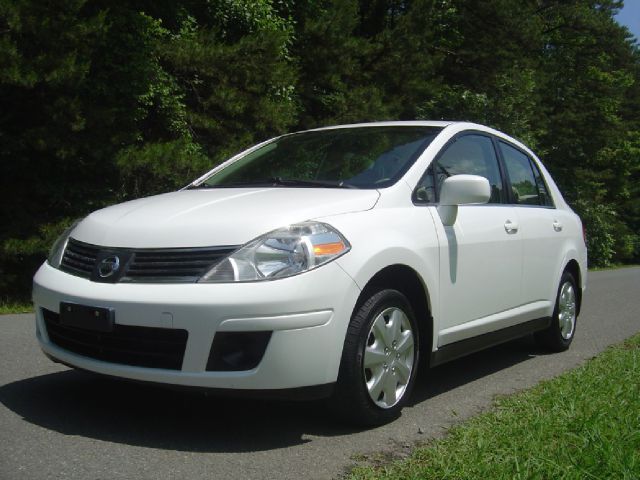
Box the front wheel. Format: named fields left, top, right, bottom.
left=330, top=289, right=419, bottom=426
left=535, top=271, right=578, bottom=352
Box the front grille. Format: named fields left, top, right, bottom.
left=122, top=248, right=234, bottom=283
left=60, top=239, right=99, bottom=279
left=60, top=238, right=237, bottom=283
left=43, top=309, right=188, bottom=370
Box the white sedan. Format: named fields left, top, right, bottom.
left=33, top=121, right=587, bottom=425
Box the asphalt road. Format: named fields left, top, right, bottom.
left=1, top=267, right=639, bottom=480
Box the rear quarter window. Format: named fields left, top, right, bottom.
left=499, top=141, right=553, bottom=207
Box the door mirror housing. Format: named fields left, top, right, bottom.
left=437, top=174, right=491, bottom=226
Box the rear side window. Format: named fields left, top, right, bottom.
left=499, top=141, right=553, bottom=207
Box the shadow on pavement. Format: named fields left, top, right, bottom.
left=0, top=336, right=546, bottom=453
left=410, top=335, right=544, bottom=405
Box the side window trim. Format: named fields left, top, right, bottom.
left=491, top=135, right=515, bottom=204
left=493, top=137, right=516, bottom=204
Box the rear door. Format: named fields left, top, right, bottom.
left=497, top=140, right=564, bottom=309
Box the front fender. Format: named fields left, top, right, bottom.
left=326, top=207, right=441, bottom=349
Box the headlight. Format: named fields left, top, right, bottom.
left=199, top=222, right=350, bottom=283
left=47, top=219, right=82, bottom=268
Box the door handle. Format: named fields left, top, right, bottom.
left=504, top=220, right=519, bottom=234
left=553, top=220, right=563, bottom=232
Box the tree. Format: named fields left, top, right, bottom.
left=1, top=0, right=639, bottom=300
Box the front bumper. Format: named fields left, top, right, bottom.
left=33, top=261, right=361, bottom=391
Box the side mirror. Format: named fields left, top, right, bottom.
left=437, top=174, right=491, bottom=226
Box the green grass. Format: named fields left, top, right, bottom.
left=589, top=263, right=640, bottom=272
left=0, top=300, right=33, bottom=314
left=350, top=334, right=640, bottom=480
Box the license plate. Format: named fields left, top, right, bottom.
left=59, top=302, right=114, bottom=332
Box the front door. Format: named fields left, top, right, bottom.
left=426, top=134, right=523, bottom=345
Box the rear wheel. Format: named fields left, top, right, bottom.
left=330, top=289, right=419, bottom=426
left=535, top=271, right=578, bottom=352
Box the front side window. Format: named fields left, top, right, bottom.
left=500, top=141, right=552, bottom=206
left=416, top=134, right=505, bottom=203
left=198, top=126, right=442, bottom=189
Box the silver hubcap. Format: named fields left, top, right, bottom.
left=558, top=281, right=577, bottom=340
left=363, top=307, right=415, bottom=409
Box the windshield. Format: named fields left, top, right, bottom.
left=197, top=126, right=442, bottom=189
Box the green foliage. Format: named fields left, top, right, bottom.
left=159, top=15, right=297, bottom=162
left=1, top=0, right=639, bottom=300
left=291, top=0, right=393, bottom=127
left=0, top=218, right=79, bottom=300
left=572, top=200, right=617, bottom=267
left=116, top=139, right=211, bottom=198
left=207, top=0, right=294, bottom=40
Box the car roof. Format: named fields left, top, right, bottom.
left=301, top=121, right=536, bottom=158
left=304, top=121, right=455, bottom=131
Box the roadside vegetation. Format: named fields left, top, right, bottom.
left=0, top=299, right=33, bottom=314
left=350, top=333, right=640, bottom=480
left=589, top=263, right=640, bottom=272
left=1, top=1, right=639, bottom=302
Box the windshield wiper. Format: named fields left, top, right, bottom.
left=269, top=177, right=357, bottom=189
left=187, top=178, right=357, bottom=189
left=187, top=181, right=273, bottom=189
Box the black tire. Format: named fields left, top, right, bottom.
left=330, top=289, right=420, bottom=426
left=535, top=271, right=578, bottom=352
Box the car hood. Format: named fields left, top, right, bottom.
left=71, top=188, right=380, bottom=248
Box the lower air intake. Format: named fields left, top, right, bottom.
left=206, top=331, right=272, bottom=371
left=42, top=308, right=188, bottom=370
